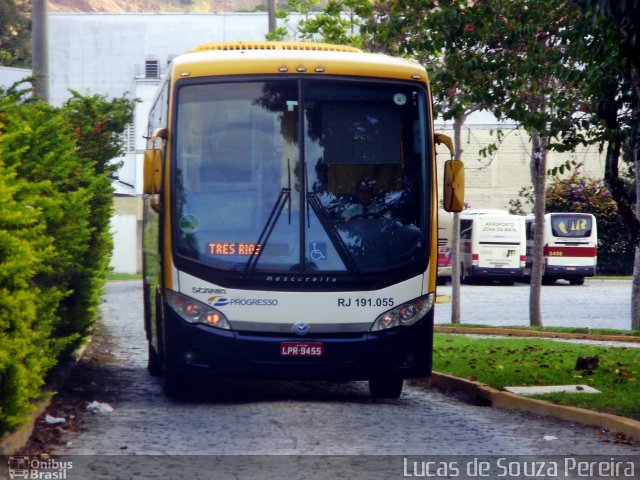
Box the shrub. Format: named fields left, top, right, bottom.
left=0, top=82, right=134, bottom=435
left=0, top=165, right=63, bottom=433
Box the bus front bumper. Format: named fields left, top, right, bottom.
left=544, top=265, right=596, bottom=277
left=162, top=307, right=433, bottom=381
left=471, top=267, right=524, bottom=278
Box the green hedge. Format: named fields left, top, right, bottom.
left=0, top=83, right=134, bottom=435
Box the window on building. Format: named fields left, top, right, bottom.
left=145, top=58, right=160, bottom=79
left=123, top=123, right=136, bottom=152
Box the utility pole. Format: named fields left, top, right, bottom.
left=32, top=0, right=50, bottom=102
left=268, top=0, right=276, bottom=33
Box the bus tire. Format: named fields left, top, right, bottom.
left=569, top=277, right=585, bottom=285
left=147, top=343, right=163, bottom=377
left=460, top=264, right=468, bottom=284
left=163, top=371, right=190, bottom=398
left=369, top=377, right=403, bottom=399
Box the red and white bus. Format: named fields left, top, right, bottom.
left=525, top=213, right=598, bottom=285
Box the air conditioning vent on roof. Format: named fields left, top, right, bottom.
left=190, top=42, right=360, bottom=54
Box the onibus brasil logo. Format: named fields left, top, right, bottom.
left=8, top=456, right=72, bottom=479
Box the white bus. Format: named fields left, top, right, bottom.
left=459, top=210, right=526, bottom=284
left=437, top=209, right=453, bottom=282
left=525, top=213, right=597, bottom=285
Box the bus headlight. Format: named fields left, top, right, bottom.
left=370, top=293, right=434, bottom=331
left=166, top=290, right=231, bottom=330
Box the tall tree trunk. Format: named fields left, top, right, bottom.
left=529, top=129, right=547, bottom=327
left=632, top=128, right=640, bottom=330
left=633, top=248, right=640, bottom=330
left=32, top=0, right=50, bottom=102
left=450, top=114, right=466, bottom=324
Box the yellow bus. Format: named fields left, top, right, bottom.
left=142, top=41, right=463, bottom=398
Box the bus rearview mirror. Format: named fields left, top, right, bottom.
left=443, top=159, right=465, bottom=212
left=143, top=149, right=162, bottom=195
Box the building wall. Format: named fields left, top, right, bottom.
left=435, top=124, right=605, bottom=211
left=0, top=66, right=31, bottom=89
left=111, top=196, right=143, bottom=274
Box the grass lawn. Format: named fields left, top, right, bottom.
left=106, top=273, right=142, bottom=281
left=433, top=334, right=640, bottom=420
left=437, top=323, right=640, bottom=337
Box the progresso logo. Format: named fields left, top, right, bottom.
left=207, top=295, right=278, bottom=307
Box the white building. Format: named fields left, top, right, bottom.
left=2, top=12, right=606, bottom=273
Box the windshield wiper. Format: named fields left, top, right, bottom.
left=307, top=192, right=361, bottom=279
left=243, top=160, right=292, bottom=279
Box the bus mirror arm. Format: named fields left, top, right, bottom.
left=434, top=133, right=454, bottom=160
left=151, top=127, right=167, bottom=143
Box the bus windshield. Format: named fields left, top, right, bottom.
left=173, top=79, right=428, bottom=277
left=550, top=214, right=593, bottom=238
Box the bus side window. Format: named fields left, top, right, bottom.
left=460, top=219, right=472, bottom=240
left=525, top=221, right=534, bottom=240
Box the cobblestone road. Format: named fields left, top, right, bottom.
left=16, top=281, right=638, bottom=479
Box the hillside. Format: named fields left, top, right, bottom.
left=49, top=0, right=267, bottom=13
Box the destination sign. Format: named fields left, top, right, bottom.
left=207, top=242, right=261, bottom=256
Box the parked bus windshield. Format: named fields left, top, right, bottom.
left=173, top=80, right=426, bottom=278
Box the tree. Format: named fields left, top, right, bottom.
left=0, top=0, right=30, bottom=67
left=464, top=0, right=594, bottom=326
left=369, top=1, right=594, bottom=326
left=266, top=0, right=372, bottom=47
left=573, top=1, right=640, bottom=329
left=365, top=0, right=494, bottom=324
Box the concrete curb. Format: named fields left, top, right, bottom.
left=0, top=398, right=53, bottom=456
left=426, top=372, right=640, bottom=442
left=0, top=341, right=89, bottom=455
left=435, top=325, right=640, bottom=343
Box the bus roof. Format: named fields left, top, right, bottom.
left=170, top=41, right=428, bottom=83
left=461, top=209, right=510, bottom=215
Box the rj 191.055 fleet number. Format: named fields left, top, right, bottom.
left=337, top=298, right=394, bottom=307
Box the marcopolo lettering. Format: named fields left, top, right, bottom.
left=265, top=275, right=338, bottom=283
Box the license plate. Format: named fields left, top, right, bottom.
left=280, top=342, right=324, bottom=357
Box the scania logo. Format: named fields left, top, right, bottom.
left=292, top=323, right=311, bottom=336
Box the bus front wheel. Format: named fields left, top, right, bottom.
left=147, top=343, right=163, bottom=377
left=369, top=377, right=403, bottom=399
left=163, top=371, right=191, bottom=398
